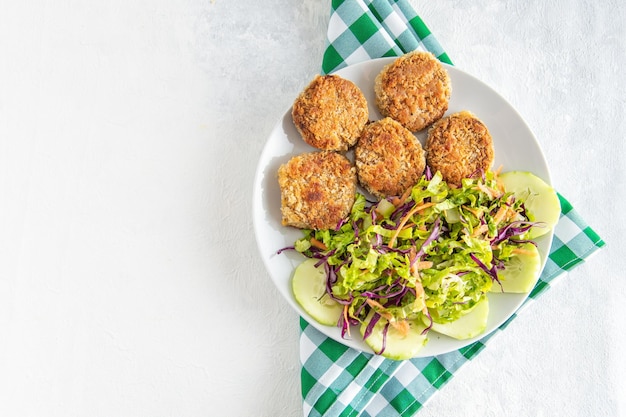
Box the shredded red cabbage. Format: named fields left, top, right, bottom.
left=469, top=253, right=502, bottom=289
left=491, top=220, right=538, bottom=246
left=362, top=312, right=381, bottom=341
left=411, top=217, right=441, bottom=266
left=377, top=322, right=390, bottom=355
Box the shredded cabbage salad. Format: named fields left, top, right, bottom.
left=286, top=169, right=537, bottom=352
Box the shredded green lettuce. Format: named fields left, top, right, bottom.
left=294, top=170, right=532, bottom=336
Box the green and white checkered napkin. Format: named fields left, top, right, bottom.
left=299, top=1, right=606, bottom=416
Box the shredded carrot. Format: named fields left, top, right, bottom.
left=413, top=282, right=426, bottom=313
left=391, top=187, right=413, bottom=207
left=366, top=298, right=385, bottom=310
left=408, top=247, right=417, bottom=266
left=366, top=299, right=393, bottom=321
left=414, top=281, right=424, bottom=298
left=365, top=301, right=410, bottom=336
left=408, top=249, right=419, bottom=276
left=493, top=205, right=511, bottom=225
left=471, top=224, right=489, bottom=237
left=310, top=238, right=328, bottom=251
left=512, top=247, right=535, bottom=256
left=388, top=201, right=435, bottom=248
left=343, top=305, right=351, bottom=338
left=462, top=205, right=483, bottom=219
left=416, top=261, right=433, bottom=270
left=415, top=202, right=436, bottom=211
left=390, top=319, right=410, bottom=337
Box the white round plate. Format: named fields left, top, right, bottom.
left=252, top=57, right=554, bottom=358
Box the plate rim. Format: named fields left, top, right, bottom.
left=252, top=57, right=555, bottom=358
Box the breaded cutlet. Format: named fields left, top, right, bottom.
left=375, top=51, right=451, bottom=132
left=355, top=117, right=426, bottom=198
left=425, top=111, right=494, bottom=185
left=278, top=151, right=357, bottom=230
left=292, top=75, right=368, bottom=152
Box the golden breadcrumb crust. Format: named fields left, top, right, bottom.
left=278, top=151, right=357, bottom=230
left=425, top=111, right=495, bottom=185
left=292, top=75, right=369, bottom=151
left=374, top=51, right=451, bottom=132
left=355, top=117, right=426, bottom=198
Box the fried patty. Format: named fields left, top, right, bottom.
left=292, top=75, right=369, bottom=152
left=425, top=111, right=495, bottom=185
left=278, top=151, right=357, bottom=230
left=374, top=51, right=451, bottom=132
left=355, top=117, right=426, bottom=198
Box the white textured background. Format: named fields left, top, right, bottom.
left=0, top=1, right=623, bottom=416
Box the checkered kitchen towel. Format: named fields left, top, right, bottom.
left=299, top=1, right=606, bottom=416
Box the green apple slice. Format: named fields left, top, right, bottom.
left=360, top=312, right=428, bottom=360
left=491, top=242, right=541, bottom=293
left=427, top=296, right=489, bottom=340
left=292, top=259, right=343, bottom=326
left=499, top=171, right=560, bottom=239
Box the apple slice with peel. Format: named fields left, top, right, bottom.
left=491, top=242, right=541, bottom=293
left=360, top=312, right=428, bottom=360
left=498, top=171, right=561, bottom=239
left=292, top=259, right=343, bottom=326
left=426, top=296, right=489, bottom=340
